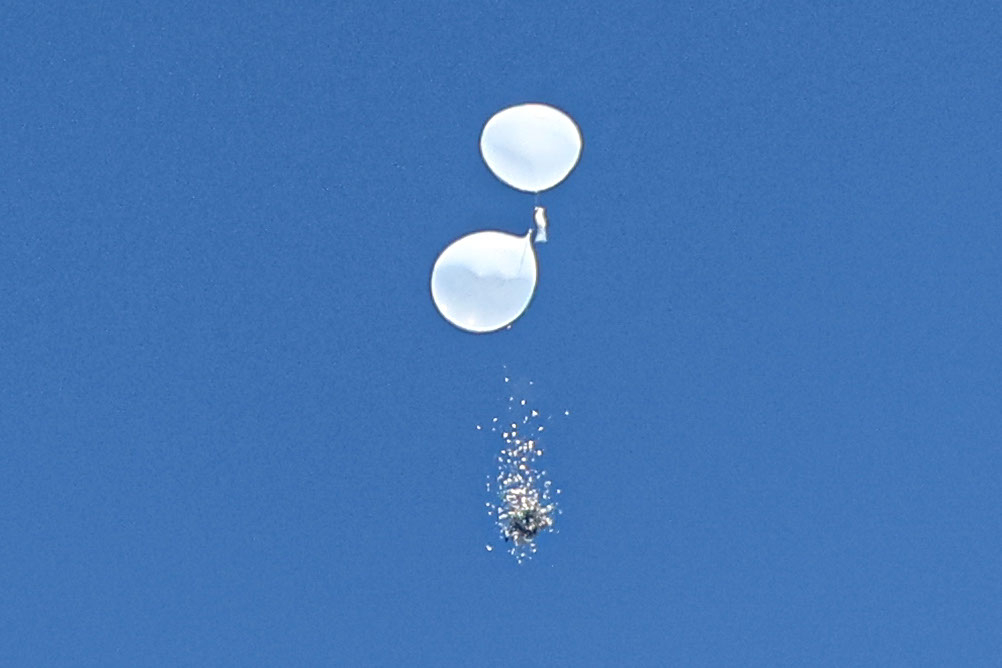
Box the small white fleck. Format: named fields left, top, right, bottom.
left=486, top=545, right=493, bottom=552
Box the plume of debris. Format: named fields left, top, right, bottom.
left=481, top=380, right=563, bottom=563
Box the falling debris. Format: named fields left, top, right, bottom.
left=484, top=375, right=567, bottom=563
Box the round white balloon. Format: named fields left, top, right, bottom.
left=430, top=230, right=538, bottom=333
left=480, top=103, right=582, bottom=193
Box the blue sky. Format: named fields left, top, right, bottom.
left=2, top=1, right=1000, bottom=665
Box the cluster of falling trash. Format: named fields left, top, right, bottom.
left=480, top=380, right=564, bottom=563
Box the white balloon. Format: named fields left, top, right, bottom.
left=430, top=230, right=538, bottom=333
left=480, top=103, right=582, bottom=193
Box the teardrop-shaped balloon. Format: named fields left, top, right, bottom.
left=480, top=103, right=582, bottom=193
left=430, top=230, right=538, bottom=333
